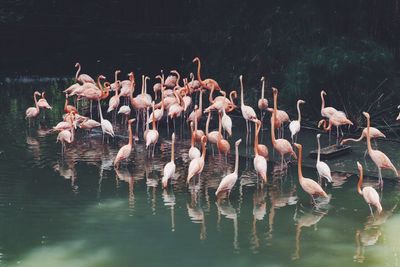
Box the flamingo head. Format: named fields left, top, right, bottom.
left=293, top=143, right=301, bottom=150
left=201, top=135, right=207, bottom=144
left=299, top=99, right=306, bottom=104
left=192, top=57, right=200, bottom=63
left=260, top=76, right=265, bottom=82
left=272, top=87, right=278, bottom=95
left=356, top=161, right=363, bottom=171
left=239, top=75, right=243, bottom=81
left=34, top=91, right=41, bottom=96
left=41, top=92, right=46, bottom=98
left=317, top=119, right=325, bottom=128
left=321, top=90, right=327, bottom=96
left=190, top=72, right=194, bottom=79
left=74, top=62, right=80, bottom=68
left=116, top=70, right=121, bottom=74
left=235, top=139, right=242, bottom=146
left=362, top=111, right=370, bottom=119
left=104, top=82, right=111, bottom=89
left=317, top=133, right=321, bottom=139
left=128, top=119, right=136, bottom=124
left=98, top=75, right=106, bottom=80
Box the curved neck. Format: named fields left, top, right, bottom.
left=317, top=136, right=321, bottom=162
left=234, top=143, right=239, bottom=174
left=101, top=83, right=110, bottom=99
left=97, top=77, right=103, bottom=91
left=75, top=64, right=81, bottom=80
left=366, top=117, right=373, bottom=154
left=297, top=146, right=303, bottom=180
left=218, top=112, right=222, bottom=136
left=175, top=72, right=181, bottom=87
left=229, top=91, right=236, bottom=104
left=342, top=135, right=364, bottom=144
left=201, top=140, right=206, bottom=159
left=128, top=122, right=133, bottom=146
left=196, top=59, right=203, bottom=84
left=64, top=96, right=68, bottom=110
left=34, top=93, right=39, bottom=109
left=297, top=101, right=302, bottom=123
left=206, top=112, right=210, bottom=135
left=261, top=79, right=265, bottom=98
left=320, top=92, right=325, bottom=112
left=357, top=167, right=363, bottom=195
left=209, top=88, right=215, bottom=103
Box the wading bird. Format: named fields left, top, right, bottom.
left=254, top=120, right=267, bottom=183
left=239, top=75, right=257, bottom=136
left=114, top=119, right=135, bottom=168
left=187, top=136, right=207, bottom=185
left=75, top=62, right=95, bottom=84
left=356, top=162, right=382, bottom=215
left=316, top=134, right=332, bottom=183
left=258, top=76, right=268, bottom=120
left=162, top=133, right=176, bottom=188
left=289, top=100, right=305, bottom=144
left=25, top=91, right=41, bottom=124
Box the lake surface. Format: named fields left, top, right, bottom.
left=0, top=79, right=399, bottom=267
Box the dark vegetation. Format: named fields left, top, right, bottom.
left=1, top=0, right=400, bottom=130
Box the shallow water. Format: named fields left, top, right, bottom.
left=0, top=79, right=399, bottom=267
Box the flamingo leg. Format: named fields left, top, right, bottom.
left=378, top=168, right=383, bottom=187
left=363, top=149, right=368, bottom=159
left=368, top=204, right=374, bottom=218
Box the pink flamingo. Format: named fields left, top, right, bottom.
left=78, top=118, right=101, bottom=134
left=258, top=76, right=268, bottom=120
left=193, top=57, right=221, bottom=91
left=162, top=133, right=176, bottom=188
left=110, top=70, right=121, bottom=92
left=221, top=106, right=232, bottom=137
left=293, top=143, right=328, bottom=205
left=271, top=88, right=297, bottom=167
left=320, top=90, right=338, bottom=118
left=341, top=126, right=386, bottom=158
left=25, top=91, right=41, bottom=124
left=114, top=119, right=135, bottom=168
left=255, top=120, right=269, bottom=159
left=318, top=111, right=353, bottom=145
left=289, top=99, right=305, bottom=144
left=363, top=112, right=398, bottom=185
left=75, top=62, right=95, bottom=84
left=120, top=72, right=135, bottom=105
left=37, top=92, right=52, bottom=110
left=215, top=139, right=242, bottom=198
left=356, top=161, right=383, bottom=215
left=187, top=90, right=203, bottom=123
left=64, top=94, right=77, bottom=114
left=205, top=111, right=221, bottom=154
left=240, top=75, right=257, bottom=136
left=57, top=112, right=75, bottom=155
left=189, top=122, right=201, bottom=160
left=187, top=136, right=207, bottom=184
left=217, top=112, right=230, bottom=158
left=145, top=102, right=159, bottom=157
left=254, top=120, right=267, bottom=182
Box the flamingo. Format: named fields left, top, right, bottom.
left=258, top=76, right=268, bottom=120
left=254, top=120, right=269, bottom=159
left=193, top=57, right=221, bottom=91
left=80, top=75, right=107, bottom=118
left=217, top=112, right=230, bottom=157
left=320, top=90, right=338, bottom=118
left=188, top=72, right=201, bottom=92
left=162, top=133, right=176, bottom=188
left=118, top=105, right=131, bottom=124
left=114, top=119, right=135, bottom=168
left=25, top=91, right=41, bottom=124
left=56, top=112, right=75, bottom=155
left=110, top=70, right=121, bottom=91
left=240, top=75, right=257, bottom=136
left=254, top=120, right=267, bottom=183
left=75, top=62, right=95, bottom=84
left=98, top=99, right=115, bottom=140
left=63, top=83, right=81, bottom=94
left=78, top=118, right=101, bottom=134
left=37, top=92, right=53, bottom=110
left=206, top=89, right=237, bottom=112
left=271, top=88, right=297, bottom=166
left=107, top=78, right=121, bottom=113
left=215, top=139, right=242, bottom=198
left=293, top=143, right=328, bottom=205
left=193, top=105, right=205, bottom=143
left=187, top=136, right=207, bottom=184
left=289, top=100, right=305, bottom=144
left=145, top=102, right=159, bottom=157
left=64, top=93, right=77, bottom=114
left=187, top=90, right=203, bottom=123
left=316, top=134, right=332, bottom=183
left=189, top=122, right=201, bottom=160
left=363, top=112, right=398, bottom=186
left=168, top=87, right=184, bottom=132
left=205, top=111, right=221, bottom=154
left=221, top=106, right=232, bottom=137
left=148, top=75, right=165, bottom=127
left=120, top=72, right=135, bottom=104
left=341, top=127, right=385, bottom=145
left=318, top=111, right=353, bottom=145
left=356, top=161, right=383, bottom=215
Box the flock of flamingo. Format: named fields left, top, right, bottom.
left=25, top=58, right=400, bottom=216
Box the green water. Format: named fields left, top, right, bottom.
left=0, top=79, right=399, bottom=267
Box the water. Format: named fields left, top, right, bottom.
left=0, top=79, right=399, bottom=267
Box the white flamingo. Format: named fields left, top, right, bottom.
left=289, top=99, right=305, bottom=144
left=316, top=134, right=332, bottom=183
left=98, top=99, right=114, bottom=140
left=239, top=75, right=257, bottom=136
left=162, top=133, right=176, bottom=188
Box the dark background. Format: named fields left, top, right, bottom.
left=1, top=0, right=400, bottom=125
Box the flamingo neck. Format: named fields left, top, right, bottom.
left=342, top=135, right=364, bottom=144
left=128, top=122, right=133, bottom=146
left=240, top=78, right=245, bottom=107
left=175, top=72, right=181, bottom=87
left=297, top=146, right=303, bottom=180
left=261, top=79, right=265, bottom=99
left=234, top=143, right=239, bottom=174
left=191, top=131, right=195, bottom=147
left=75, top=64, right=81, bottom=80
left=145, top=108, right=149, bottom=131
left=297, top=101, right=302, bottom=123
left=196, top=59, right=203, bottom=84
left=357, top=167, right=363, bottom=195
left=201, top=140, right=206, bottom=160
left=141, top=76, right=144, bottom=96
left=218, top=112, right=222, bottom=137
left=229, top=91, right=236, bottom=105
left=114, top=71, right=119, bottom=85
left=320, top=91, right=325, bottom=113
left=34, top=93, right=39, bottom=110
left=205, top=112, right=210, bottom=135
left=366, top=116, right=373, bottom=153
left=152, top=106, right=156, bottom=130
left=97, top=76, right=103, bottom=91
left=254, top=122, right=259, bottom=155
left=171, top=137, right=175, bottom=162
left=317, top=136, right=321, bottom=162
left=161, top=87, right=165, bottom=110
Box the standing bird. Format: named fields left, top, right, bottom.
left=187, top=136, right=207, bottom=184
left=320, top=90, right=337, bottom=119
left=110, top=70, right=121, bottom=92
left=205, top=111, right=220, bottom=153
left=114, top=119, right=136, bottom=168
left=162, top=133, right=176, bottom=188
left=145, top=102, right=159, bottom=157
left=78, top=118, right=101, bottom=134
left=189, top=122, right=201, bottom=160
left=217, top=112, right=230, bottom=158
left=118, top=105, right=131, bottom=125
left=56, top=112, right=75, bottom=155
left=289, top=100, right=305, bottom=144
left=221, top=106, right=232, bottom=137
left=25, top=91, right=41, bottom=124
left=318, top=111, right=353, bottom=145
left=98, top=99, right=115, bottom=140
left=75, top=62, right=95, bottom=84
left=258, top=76, right=268, bottom=120
left=363, top=112, right=398, bottom=186
left=356, top=162, right=383, bottom=215
left=64, top=93, right=77, bottom=114
left=254, top=120, right=267, bottom=183
left=37, top=92, right=53, bottom=110
left=215, top=139, right=242, bottom=198
left=254, top=120, right=269, bottom=159
left=341, top=127, right=386, bottom=145
left=293, top=143, right=328, bottom=205
left=193, top=57, right=221, bottom=91
left=316, top=134, right=332, bottom=183
left=271, top=88, right=297, bottom=167
left=239, top=75, right=257, bottom=136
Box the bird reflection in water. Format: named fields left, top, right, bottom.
left=162, top=189, right=176, bottom=232
left=115, top=167, right=135, bottom=212
left=292, top=205, right=328, bottom=260
left=250, top=187, right=267, bottom=253
left=53, top=159, right=77, bottom=190
left=353, top=204, right=397, bottom=263
left=216, top=199, right=239, bottom=251
left=187, top=191, right=207, bottom=240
